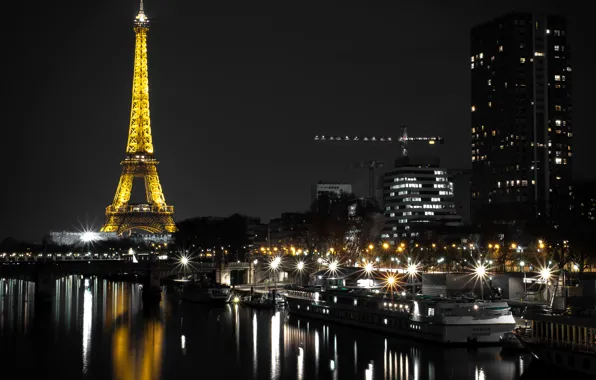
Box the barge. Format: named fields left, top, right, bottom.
left=285, top=286, right=516, bottom=345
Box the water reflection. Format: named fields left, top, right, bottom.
left=82, top=279, right=92, bottom=373
left=0, top=277, right=551, bottom=380
left=270, top=311, right=281, bottom=379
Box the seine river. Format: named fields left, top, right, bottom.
left=0, top=276, right=575, bottom=380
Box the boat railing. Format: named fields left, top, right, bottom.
left=517, top=328, right=596, bottom=354
left=286, top=289, right=317, bottom=300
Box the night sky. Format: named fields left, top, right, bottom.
left=4, top=0, right=594, bottom=241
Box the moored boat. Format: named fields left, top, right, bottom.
left=181, top=282, right=231, bottom=304
left=285, top=286, right=516, bottom=345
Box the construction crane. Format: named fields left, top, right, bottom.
left=314, top=125, right=444, bottom=156
left=349, top=160, right=384, bottom=200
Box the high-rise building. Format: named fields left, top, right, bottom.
left=382, top=156, right=462, bottom=243
left=470, top=13, right=572, bottom=221
left=312, top=182, right=352, bottom=201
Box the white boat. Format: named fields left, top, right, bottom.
left=181, top=282, right=232, bottom=304
left=285, top=287, right=516, bottom=345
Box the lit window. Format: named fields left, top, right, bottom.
left=554, top=45, right=560, bottom=51
left=555, top=105, right=562, bottom=111
left=488, top=79, right=491, bottom=85
left=546, top=29, right=551, bottom=34
left=499, top=45, right=503, bottom=52
left=555, top=158, right=562, bottom=164
left=555, top=120, right=562, bottom=126
left=488, top=101, right=492, bottom=107
left=471, top=127, right=476, bottom=133
left=471, top=105, right=476, bottom=112
left=471, top=56, right=475, bottom=62
left=471, top=63, right=475, bottom=69
left=479, top=53, right=484, bottom=59
left=554, top=75, right=561, bottom=81
left=520, top=57, right=525, bottom=63
left=492, top=130, right=496, bottom=136
left=535, top=52, right=544, bottom=57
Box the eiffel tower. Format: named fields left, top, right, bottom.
left=101, top=0, right=176, bottom=234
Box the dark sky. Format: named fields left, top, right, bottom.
left=4, top=0, right=594, bottom=241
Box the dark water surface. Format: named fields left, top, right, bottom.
left=0, top=276, right=567, bottom=379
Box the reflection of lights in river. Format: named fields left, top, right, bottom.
left=365, top=361, right=374, bottom=380
left=353, top=341, right=358, bottom=375
left=82, top=286, right=92, bottom=373
left=234, top=304, right=239, bottom=363
left=297, top=347, right=304, bottom=380
left=252, top=313, right=257, bottom=378
left=314, top=330, right=319, bottom=374
left=475, top=366, right=486, bottom=380
left=270, top=311, right=280, bottom=379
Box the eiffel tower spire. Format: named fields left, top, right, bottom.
left=101, top=1, right=176, bottom=234
left=128, top=0, right=152, bottom=155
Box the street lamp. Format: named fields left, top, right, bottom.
left=473, top=263, right=487, bottom=300
left=520, top=261, right=526, bottom=294
left=270, top=256, right=281, bottom=290
left=295, top=260, right=305, bottom=285
left=406, top=262, right=419, bottom=294
left=386, top=274, right=397, bottom=302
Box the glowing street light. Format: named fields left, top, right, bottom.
left=270, top=256, right=281, bottom=270
left=539, top=266, right=553, bottom=282
left=181, top=256, right=189, bottom=266
left=382, top=242, right=389, bottom=250
left=80, top=231, right=99, bottom=243
left=386, top=274, right=397, bottom=302
left=473, top=263, right=487, bottom=299
left=328, top=260, right=338, bottom=273
left=406, top=263, right=418, bottom=275
left=364, top=262, right=374, bottom=275
left=297, top=261, right=305, bottom=271
left=368, top=244, right=374, bottom=251
left=270, top=256, right=282, bottom=290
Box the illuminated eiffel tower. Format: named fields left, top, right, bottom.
left=101, top=0, right=176, bottom=234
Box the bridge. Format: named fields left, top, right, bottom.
left=0, top=259, right=254, bottom=304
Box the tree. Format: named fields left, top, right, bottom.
left=303, top=193, right=382, bottom=261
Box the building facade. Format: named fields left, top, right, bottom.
left=312, top=182, right=352, bottom=202
left=470, top=13, right=572, bottom=221
left=382, top=157, right=462, bottom=243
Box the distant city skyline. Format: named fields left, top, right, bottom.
left=4, top=0, right=595, bottom=241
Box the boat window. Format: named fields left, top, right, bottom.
left=428, top=308, right=434, bottom=317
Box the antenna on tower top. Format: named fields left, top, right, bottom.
left=135, top=0, right=149, bottom=25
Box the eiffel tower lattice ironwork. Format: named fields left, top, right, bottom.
left=101, top=1, right=176, bottom=234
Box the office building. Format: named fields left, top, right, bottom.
left=312, top=182, right=352, bottom=201
left=382, top=156, right=462, bottom=243
left=470, top=13, right=572, bottom=221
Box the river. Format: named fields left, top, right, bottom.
left=0, top=276, right=575, bottom=379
